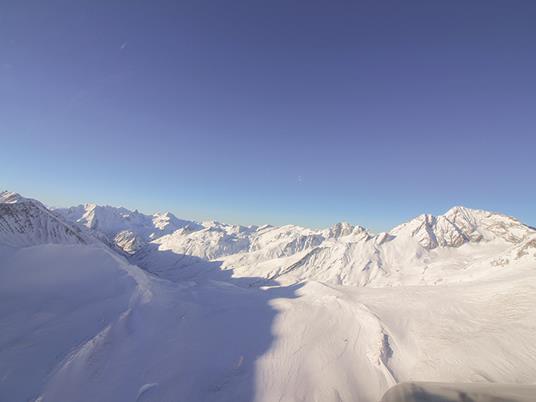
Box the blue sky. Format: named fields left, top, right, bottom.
left=1, top=1, right=535, bottom=231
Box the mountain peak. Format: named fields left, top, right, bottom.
left=445, top=205, right=472, bottom=214
left=391, top=206, right=534, bottom=250
left=0, top=191, right=90, bottom=247
left=444, top=205, right=487, bottom=221
left=154, top=211, right=173, bottom=218
left=0, top=191, right=29, bottom=204
left=324, top=222, right=353, bottom=238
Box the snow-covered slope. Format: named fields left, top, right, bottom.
left=54, top=203, right=200, bottom=253
left=2, top=244, right=535, bottom=402
left=2, top=191, right=536, bottom=402
left=381, top=382, right=536, bottom=402
left=0, top=191, right=90, bottom=248
left=0, top=243, right=151, bottom=402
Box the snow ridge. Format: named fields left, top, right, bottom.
left=0, top=191, right=90, bottom=247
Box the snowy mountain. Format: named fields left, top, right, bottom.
left=1, top=191, right=535, bottom=402
left=125, top=204, right=535, bottom=286
left=10, top=191, right=534, bottom=288
left=54, top=203, right=200, bottom=254
left=390, top=205, right=534, bottom=249
left=12, top=193, right=534, bottom=286
left=0, top=191, right=91, bottom=248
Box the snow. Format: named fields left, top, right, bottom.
left=140, top=211, right=534, bottom=287
left=1, top=191, right=536, bottom=402
left=0, top=191, right=92, bottom=247
left=0, top=244, right=146, bottom=401
left=381, top=382, right=536, bottom=402
left=53, top=203, right=200, bottom=254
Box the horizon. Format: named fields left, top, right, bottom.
left=3, top=188, right=532, bottom=233
left=2, top=1, right=536, bottom=231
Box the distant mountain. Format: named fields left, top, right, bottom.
left=54, top=203, right=201, bottom=253
left=128, top=204, right=535, bottom=286
left=390, top=205, right=534, bottom=249
left=4, top=191, right=535, bottom=287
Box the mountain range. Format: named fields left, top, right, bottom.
left=1, top=190, right=535, bottom=402
left=50, top=195, right=536, bottom=287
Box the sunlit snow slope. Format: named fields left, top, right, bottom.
left=2, top=190, right=536, bottom=402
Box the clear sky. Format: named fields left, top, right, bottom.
left=1, top=1, right=535, bottom=231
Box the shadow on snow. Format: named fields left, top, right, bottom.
left=121, top=245, right=303, bottom=402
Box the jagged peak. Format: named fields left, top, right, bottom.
left=0, top=191, right=50, bottom=212
left=84, top=202, right=98, bottom=210
left=0, top=191, right=30, bottom=204
left=352, top=225, right=370, bottom=235
left=78, top=203, right=139, bottom=217
left=201, top=220, right=227, bottom=229
left=443, top=205, right=489, bottom=221
left=153, top=211, right=174, bottom=218
left=330, top=221, right=354, bottom=230
left=443, top=205, right=520, bottom=221
left=445, top=205, right=473, bottom=215
left=395, top=206, right=495, bottom=231
left=323, top=222, right=353, bottom=239
left=389, top=205, right=534, bottom=250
